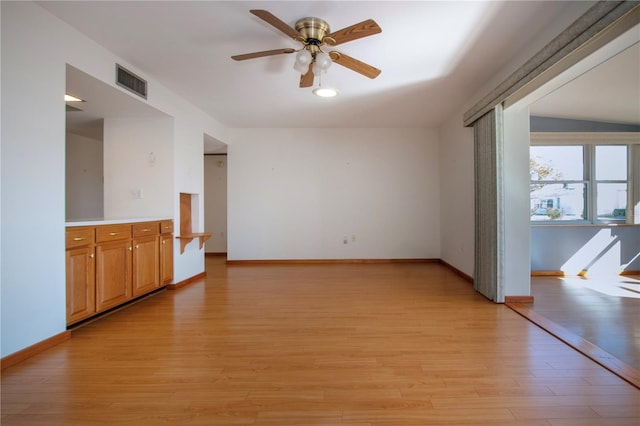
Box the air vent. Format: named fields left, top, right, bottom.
left=116, top=64, right=147, bottom=99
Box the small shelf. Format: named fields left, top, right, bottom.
left=176, top=233, right=212, bottom=254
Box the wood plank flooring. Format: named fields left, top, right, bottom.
left=2, top=258, right=639, bottom=425
left=529, top=275, right=640, bottom=370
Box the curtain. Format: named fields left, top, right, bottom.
left=473, top=105, right=504, bottom=302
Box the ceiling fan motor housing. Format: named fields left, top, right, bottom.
left=295, top=17, right=330, bottom=45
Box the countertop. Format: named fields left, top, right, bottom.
left=66, top=217, right=172, bottom=227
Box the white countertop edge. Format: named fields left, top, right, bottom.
left=66, top=217, right=173, bottom=227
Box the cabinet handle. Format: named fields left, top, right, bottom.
left=89, top=253, right=94, bottom=259
left=128, top=246, right=132, bottom=251
left=136, top=244, right=139, bottom=249
left=142, top=228, right=150, bottom=232
left=73, top=237, right=85, bottom=241
left=162, top=240, right=165, bottom=244
left=109, top=232, right=119, bottom=236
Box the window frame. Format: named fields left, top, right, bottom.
left=592, top=145, right=629, bottom=223
left=530, top=132, right=639, bottom=226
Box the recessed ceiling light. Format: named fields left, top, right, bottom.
left=64, top=94, right=84, bottom=102
left=313, top=87, right=338, bottom=98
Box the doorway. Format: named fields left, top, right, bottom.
left=203, top=134, right=228, bottom=255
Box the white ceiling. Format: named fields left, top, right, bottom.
left=48, top=1, right=638, bottom=149
left=530, top=41, right=640, bottom=125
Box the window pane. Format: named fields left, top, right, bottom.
left=597, top=183, right=627, bottom=220
left=530, top=183, right=585, bottom=221
left=530, top=146, right=583, bottom=181
left=596, top=145, right=627, bottom=180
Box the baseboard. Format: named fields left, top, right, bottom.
left=225, top=259, right=476, bottom=285
left=438, top=260, right=474, bottom=284
left=1, top=331, right=71, bottom=371
left=531, top=270, right=565, bottom=277
left=166, top=271, right=207, bottom=290
left=533, top=270, right=640, bottom=277
left=225, top=258, right=439, bottom=265
left=504, top=295, right=535, bottom=303
left=205, top=252, right=227, bottom=257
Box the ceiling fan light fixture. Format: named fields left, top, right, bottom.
left=293, top=49, right=312, bottom=73
left=312, top=51, right=332, bottom=75
left=313, top=87, right=338, bottom=98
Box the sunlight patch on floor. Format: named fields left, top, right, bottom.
left=560, top=275, right=640, bottom=299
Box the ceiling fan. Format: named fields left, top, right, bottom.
left=231, top=10, right=382, bottom=89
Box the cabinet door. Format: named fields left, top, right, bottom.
left=96, top=240, right=132, bottom=312
left=66, top=246, right=96, bottom=325
left=133, top=235, right=160, bottom=297
left=160, top=233, right=174, bottom=285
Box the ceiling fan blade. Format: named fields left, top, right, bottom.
left=250, top=9, right=300, bottom=40
left=329, top=51, right=381, bottom=79
left=300, top=63, right=314, bottom=88
left=231, top=48, right=295, bottom=61
left=324, top=19, right=381, bottom=46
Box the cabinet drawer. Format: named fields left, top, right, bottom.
left=96, top=224, right=131, bottom=242
left=66, top=228, right=95, bottom=249
left=160, top=220, right=174, bottom=234
left=133, top=221, right=159, bottom=238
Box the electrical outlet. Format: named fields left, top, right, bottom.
left=343, top=235, right=349, bottom=245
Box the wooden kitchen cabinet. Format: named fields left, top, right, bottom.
left=65, top=227, right=95, bottom=325
left=95, top=223, right=132, bottom=312
left=95, top=238, right=132, bottom=312
left=160, top=220, right=174, bottom=285
left=132, top=222, right=160, bottom=297
left=67, top=219, right=172, bottom=325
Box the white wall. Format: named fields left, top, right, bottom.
left=1, top=2, right=67, bottom=357
left=103, top=117, right=173, bottom=218
left=532, top=226, right=640, bottom=274
left=66, top=132, right=103, bottom=220
left=437, top=1, right=596, bottom=284
left=204, top=155, right=228, bottom=253
left=502, top=105, right=532, bottom=297
left=172, top=118, right=209, bottom=279
left=438, top=112, right=475, bottom=277
left=0, top=1, right=224, bottom=357
left=226, top=128, right=440, bottom=260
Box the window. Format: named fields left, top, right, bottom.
left=595, top=145, right=627, bottom=221
left=530, top=145, right=586, bottom=221
left=530, top=136, right=636, bottom=224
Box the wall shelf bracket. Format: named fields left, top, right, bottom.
left=176, top=233, right=212, bottom=254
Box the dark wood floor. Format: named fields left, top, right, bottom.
left=2, top=258, right=639, bottom=425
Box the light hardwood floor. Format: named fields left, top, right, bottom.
left=529, top=274, right=640, bottom=370
left=2, top=258, right=639, bottom=425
